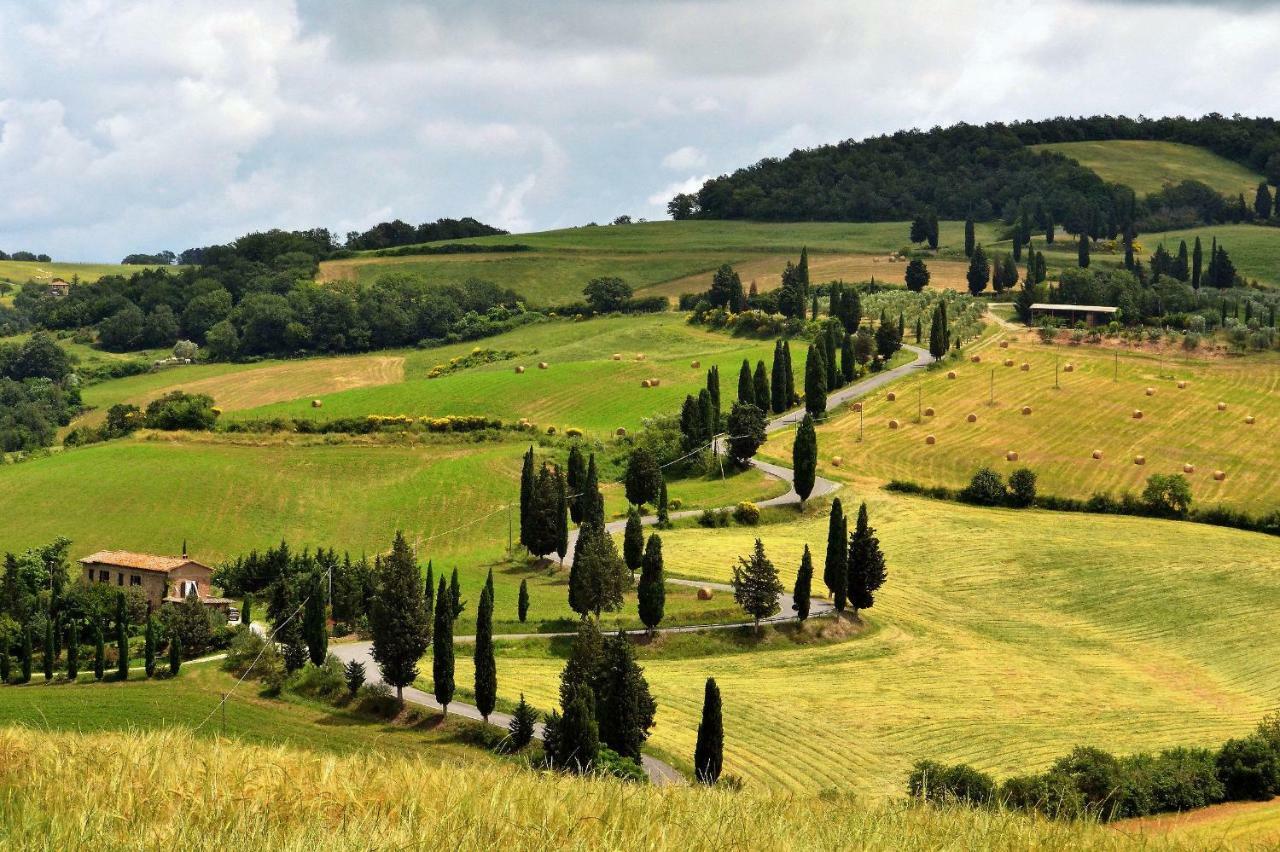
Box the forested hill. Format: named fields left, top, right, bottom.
left=678, top=114, right=1280, bottom=230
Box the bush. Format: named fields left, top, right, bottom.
left=908, top=760, right=996, bottom=806
left=732, top=501, right=760, bottom=525
left=594, top=747, right=647, bottom=783
left=1142, top=473, right=1193, bottom=518
left=998, top=772, right=1086, bottom=820
left=354, top=681, right=399, bottom=718
left=1146, top=748, right=1225, bottom=813
left=1216, top=735, right=1280, bottom=801
left=960, top=467, right=1006, bottom=506
left=1007, top=468, right=1037, bottom=508
left=144, top=390, right=219, bottom=430
left=287, top=655, right=347, bottom=701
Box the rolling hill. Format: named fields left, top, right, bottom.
left=1031, top=140, right=1264, bottom=198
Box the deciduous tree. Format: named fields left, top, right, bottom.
left=725, top=401, right=767, bottom=465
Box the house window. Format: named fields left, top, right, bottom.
left=117, top=573, right=124, bottom=586
left=179, top=580, right=199, bottom=598
left=130, top=575, right=141, bottom=586
left=99, top=570, right=109, bottom=582
left=86, top=568, right=94, bottom=581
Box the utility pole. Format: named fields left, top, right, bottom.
left=917, top=386, right=923, bottom=424
left=1055, top=355, right=1060, bottom=389
left=507, top=503, right=513, bottom=557
left=859, top=405, right=864, bottom=442
left=989, top=369, right=995, bottom=405
left=221, top=693, right=227, bottom=737
left=1114, top=350, right=1118, bottom=382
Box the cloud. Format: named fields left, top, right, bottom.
left=661, top=146, right=707, bottom=170
left=647, top=175, right=712, bottom=207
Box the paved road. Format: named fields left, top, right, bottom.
left=337, top=342, right=934, bottom=785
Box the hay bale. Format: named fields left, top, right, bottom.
left=615, top=427, right=627, bottom=437
left=1092, top=450, right=1103, bottom=460
left=888, top=419, right=900, bottom=429
left=1021, top=406, right=1032, bottom=416
left=832, top=456, right=843, bottom=467
left=690, top=360, right=700, bottom=368
left=1064, top=363, right=1075, bottom=373
left=966, top=412, right=978, bottom=422
left=925, top=434, right=936, bottom=445
left=640, top=379, right=652, bottom=388
left=538, top=361, right=549, bottom=370
left=924, top=407, right=935, bottom=417
left=852, top=402, right=863, bottom=412
left=1245, top=415, right=1256, bottom=425
left=697, top=587, right=714, bottom=601
left=947, top=370, right=957, bottom=379
left=635, top=353, right=646, bottom=361
left=515, top=365, right=526, bottom=374
left=886, top=392, right=897, bottom=402
left=1134, top=455, right=1145, bottom=465
left=611, top=353, right=621, bottom=361
left=1183, top=463, right=1195, bottom=474
left=1132, top=410, right=1143, bottom=419
left=1145, top=387, right=1155, bottom=396
left=970, top=355, right=981, bottom=363
left=1006, top=451, right=1019, bottom=461
left=311, top=399, right=323, bottom=408
left=1020, top=362, right=1030, bottom=372
left=1217, top=402, right=1227, bottom=411
left=649, top=378, right=660, bottom=387
left=999, top=340, right=1009, bottom=349
left=1177, top=380, right=1188, bottom=389
left=1213, top=470, right=1226, bottom=481
left=1004, top=359, right=1015, bottom=367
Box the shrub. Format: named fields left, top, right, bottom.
left=1142, top=473, right=1193, bottom=518
left=732, top=501, right=760, bottom=525
left=354, top=682, right=399, bottom=718
left=998, top=772, right=1086, bottom=820
left=344, top=659, right=366, bottom=695
left=908, top=760, right=996, bottom=806
left=697, top=509, right=717, bottom=528
left=595, top=747, right=647, bottom=783
left=1216, top=735, right=1280, bottom=801
left=144, top=390, right=219, bottom=430
left=288, top=655, right=347, bottom=701
left=1007, top=468, right=1037, bottom=508
left=1146, top=748, right=1225, bottom=812
left=961, top=467, right=1006, bottom=506
left=1048, top=746, right=1124, bottom=817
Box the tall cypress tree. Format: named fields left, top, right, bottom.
left=752, top=360, right=770, bottom=411
left=449, top=567, right=465, bottom=620
left=303, top=569, right=328, bottom=666
left=823, top=327, right=838, bottom=391
left=823, top=498, right=847, bottom=609
left=144, top=615, right=156, bottom=677
left=93, top=624, right=104, bottom=681
left=0, top=645, right=9, bottom=684
left=928, top=303, right=948, bottom=360
left=792, top=413, right=818, bottom=505
left=1077, top=232, right=1090, bottom=268
left=783, top=340, right=795, bottom=406
left=637, top=533, right=665, bottom=634
left=566, top=444, right=586, bottom=525
left=1192, top=236, right=1204, bottom=290
left=804, top=343, right=827, bottom=419
left=656, top=477, right=670, bottom=528
left=554, top=467, right=569, bottom=564
left=706, top=365, right=721, bottom=432
left=623, top=507, right=644, bottom=576
left=518, top=578, right=530, bottom=623
left=66, top=620, right=79, bottom=681
left=583, top=454, right=604, bottom=528
left=20, top=626, right=32, bottom=684
left=432, top=575, right=455, bottom=716
left=770, top=341, right=787, bottom=413
left=1255, top=182, right=1273, bottom=220
left=422, top=562, right=435, bottom=644
left=793, top=545, right=813, bottom=621
left=169, top=636, right=181, bottom=675
left=737, top=359, right=753, bottom=405
left=519, top=445, right=535, bottom=549
left=841, top=333, right=855, bottom=383
left=369, top=531, right=429, bottom=704
left=698, top=388, right=715, bottom=442
left=473, top=585, right=496, bottom=722
left=966, top=245, right=990, bottom=295
left=43, top=619, right=54, bottom=681
left=694, top=677, right=724, bottom=784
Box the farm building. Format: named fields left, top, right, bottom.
left=47, top=278, right=70, bottom=298
left=78, top=549, right=232, bottom=617
left=1029, top=303, right=1118, bottom=326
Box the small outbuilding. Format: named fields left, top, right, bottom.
left=1029, top=303, right=1118, bottom=327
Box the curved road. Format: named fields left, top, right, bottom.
left=334, top=342, right=934, bottom=785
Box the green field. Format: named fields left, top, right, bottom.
left=1139, top=223, right=1280, bottom=287
left=1032, top=140, right=1264, bottom=198
left=454, top=488, right=1280, bottom=796
left=790, top=327, right=1280, bottom=514
left=319, top=220, right=1003, bottom=304
left=0, top=259, right=174, bottom=287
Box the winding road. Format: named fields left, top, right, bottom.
left=332, top=342, right=934, bottom=784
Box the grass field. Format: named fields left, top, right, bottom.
left=787, top=327, right=1280, bottom=514
left=0, top=259, right=175, bottom=286
left=1139, top=223, right=1280, bottom=287
left=1121, top=797, right=1280, bottom=846
left=1032, top=140, right=1264, bottom=198
left=317, top=220, right=1003, bottom=304
left=452, top=488, right=1280, bottom=796
left=0, top=728, right=1174, bottom=851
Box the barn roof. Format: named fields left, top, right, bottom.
left=1029, top=303, right=1118, bottom=313
left=79, top=551, right=209, bottom=574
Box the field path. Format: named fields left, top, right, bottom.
left=332, top=342, right=933, bottom=785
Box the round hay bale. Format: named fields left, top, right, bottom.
left=886, top=392, right=897, bottom=402
left=1064, top=364, right=1075, bottom=373
left=1020, top=362, right=1030, bottom=372
left=615, top=427, right=627, bottom=437
left=611, top=353, right=622, bottom=361
left=640, top=379, right=652, bottom=388
left=1177, top=380, right=1188, bottom=389
left=1134, top=455, right=1145, bottom=465
left=924, top=407, right=935, bottom=417
left=1183, top=463, right=1195, bottom=474
left=832, top=456, right=843, bottom=467
left=1145, top=387, right=1155, bottom=396
left=1004, top=359, right=1015, bottom=367
left=1245, top=415, right=1256, bottom=425
left=1132, top=410, right=1143, bottom=419
left=311, top=399, right=323, bottom=408
left=1213, top=470, right=1226, bottom=481
left=966, top=412, right=978, bottom=423
left=970, top=355, right=981, bottom=363
left=635, top=353, right=646, bottom=361
left=690, top=360, right=700, bottom=368
left=947, top=370, right=957, bottom=379
left=852, top=402, right=863, bottom=412
left=925, top=434, right=936, bottom=445
left=546, top=426, right=556, bottom=435
left=538, top=361, right=549, bottom=370
left=1006, top=450, right=1019, bottom=461
left=888, top=419, right=900, bottom=429
left=1091, top=449, right=1103, bottom=460
left=514, top=365, right=526, bottom=374
left=1021, top=406, right=1032, bottom=416
left=650, top=378, right=661, bottom=387
left=1217, top=402, right=1227, bottom=411
left=697, top=587, right=714, bottom=601
left=999, top=340, right=1009, bottom=349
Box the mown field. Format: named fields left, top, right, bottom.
left=317, top=220, right=1003, bottom=304
left=1031, top=140, right=1264, bottom=198
left=450, top=488, right=1280, bottom=797
left=0, top=259, right=175, bottom=286
left=785, top=327, right=1280, bottom=514
left=0, top=727, right=1180, bottom=851
left=1139, top=223, right=1280, bottom=287
left=0, top=435, right=783, bottom=633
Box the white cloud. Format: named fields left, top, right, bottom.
left=661, top=146, right=707, bottom=170
left=647, top=175, right=712, bottom=207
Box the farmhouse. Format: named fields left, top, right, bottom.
left=78, top=549, right=232, bottom=617
left=47, top=278, right=70, bottom=298
left=1029, top=303, right=1118, bottom=326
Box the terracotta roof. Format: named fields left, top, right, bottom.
left=79, top=551, right=208, bottom=574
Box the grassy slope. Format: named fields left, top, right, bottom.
left=1032, top=140, right=1264, bottom=198
left=0, top=728, right=1165, bottom=852
left=793, top=328, right=1280, bottom=513
left=0, top=259, right=175, bottom=285
left=1137, top=223, right=1280, bottom=287
left=461, top=489, right=1280, bottom=797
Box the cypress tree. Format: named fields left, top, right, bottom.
left=548, top=682, right=599, bottom=772
left=737, top=359, right=753, bottom=405
left=241, top=593, right=253, bottom=627
left=847, top=502, right=888, bottom=618
left=624, top=446, right=662, bottom=508
left=752, top=360, right=770, bottom=411
left=303, top=570, right=328, bottom=666
left=732, top=538, right=784, bottom=633
left=656, top=477, right=670, bottom=528
left=811, top=293, right=819, bottom=319
left=964, top=217, right=975, bottom=257
left=566, top=444, right=586, bottom=525
left=1175, top=240, right=1190, bottom=281
left=433, top=575, right=455, bottom=716
left=706, top=364, right=721, bottom=432
left=66, top=621, right=79, bottom=681
left=519, top=445, right=535, bottom=550
left=694, top=677, right=724, bottom=784
left=169, top=636, right=181, bottom=676
left=928, top=303, right=948, bottom=360
left=43, top=619, right=54, bottom=681
left=698, top=388, right=715, bottom=442
left=841, top=333, right=855, bottom=383
left=20, top=626, right=32, bottom=684
left=473, top=585, right=496, bottom=722
left=93, top=624, right=104, bottom=681
left=449, top=567, right=465, bottom=620
left=637, top=533, right=665, bottom=634
left=1255, top=182, right=1273, bottom=219
left=783, top=340, right=795, bottom=405
left=422, top=562, right=435, bottom=644
left=823, top=327, right=838, bottom=390
left=770, top=340, right=786, bottom=413
left=623, top=507, right=644, bottom=575
left=509, top=694, right=538, bottom=750
left=0, top=645, right=8, bottom=684
left=554, top=467, right=569, bottom=564
left=518, top=578, right=530, bottom=623
left=793, top=413, right=818, bottom=506
left=1012, top=232, right=1023, bottom=263
left=1192, top=236, right=1204, bottom=289
left=144, top=615, right=156, bottom=677
left=369, top=531, right=430, bottom=704
left=803, top=344, right=827, bottom=419
left=583, top=454, right=604, bottom=528
left=823, top=498, right=848, bottom=609
left=596, top=632, right=657, bottom=761
left=1077, top=232, right=1090, bottom=268
left=914, top=317, right=923, bottom=344
left=572, top=520, right=628, bottom=619
left=966, top=245, right=990, bottom=295
left=793, top=545, right=813, bottom=621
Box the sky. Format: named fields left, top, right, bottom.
left=1, top=0, right=1279, bottom=261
